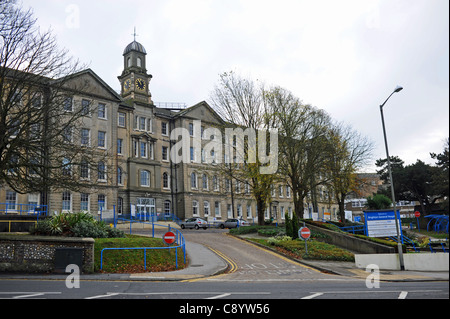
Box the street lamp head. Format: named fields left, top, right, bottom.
left=394, top=86, right=403, bottom=93
left=380, top=86, right=404, bottom=108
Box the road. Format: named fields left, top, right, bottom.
left=0, top=228, right=448, bottom=303
left=181, top=229, right=342, bottom=283
left=0, top=279, right=447, bottom=300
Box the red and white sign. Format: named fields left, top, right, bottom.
left=414, top=211, right=421, bottom=218
left=299, top=227, right=311, bottom=240
left=163, top=231, right=176, bottom=245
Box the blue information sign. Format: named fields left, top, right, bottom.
left=364, top=210, right=402, bottom=238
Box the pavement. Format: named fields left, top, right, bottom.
left=0, top=233, right=448, bottom=283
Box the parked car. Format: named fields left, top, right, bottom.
left=180, top=217, right=209, bottom=230
left=218, top=218, right=250, bottom=229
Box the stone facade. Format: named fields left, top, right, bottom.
left=1, top=39, right=339, bottom=224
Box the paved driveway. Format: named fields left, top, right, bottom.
left=181, top=229, right=346, bottom=282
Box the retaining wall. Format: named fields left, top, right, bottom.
left=306, top=223, right=396, bottom=254
left=355, top=253, right=449, bottom=271
left=0, top=234, right=94, bottom=273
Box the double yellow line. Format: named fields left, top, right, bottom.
left=206, top=245, right=238, bottom=275
left=183, top=245, right=238, bottom=282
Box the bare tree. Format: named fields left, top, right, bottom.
left=209, top=71, right=276, bottom=225
left=0, top=0, right=108, bottom=207
left=265, top=86, right=333, bottom=219
left=325, top=122, right=374, bottom=223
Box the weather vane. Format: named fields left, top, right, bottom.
left=132, top=27, right=138, bottom=41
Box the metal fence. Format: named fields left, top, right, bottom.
left=100, top=221, right=186, bottom=271
left=0, top=203, right=48, bottom=216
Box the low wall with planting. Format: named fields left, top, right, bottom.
left=306, top=223, right=396, bottom=254
left=0, top=234, right=94, bottom=273
left=355, top=253, right=449, bottom=271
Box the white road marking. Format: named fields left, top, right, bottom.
left=304, top=289, right=441, bottom=299
left=13, top=293, right=46, bottom=299
left=85, top=291, right=270, bottom=299
left=85, top=293, right=120, bottom=299
left=0, top=292, right=61, bottom=299
left=398, top=291, right=408, bottom=299
left=302, top=293, right=323, bottom=299
left=206, top=293, right=231, bottom=299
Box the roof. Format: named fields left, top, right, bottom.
left=56, top=68, right=123, bottom=102
left=173, top=101, right=225, bottom=124
left=123, top=41, right=147, bottom=55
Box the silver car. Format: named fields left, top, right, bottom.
left=218, top=218, right=250, bottom=229
left=180, top=217, right=209, bottom=230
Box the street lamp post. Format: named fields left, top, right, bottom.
left=379, top=85, right=405, bottom=271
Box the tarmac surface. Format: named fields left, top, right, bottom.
left=0, top=228, right=448, bottom=283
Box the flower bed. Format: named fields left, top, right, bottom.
left=248, top=236, right=355, bottom=262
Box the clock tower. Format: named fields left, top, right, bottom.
left=118, top=36, right=153, bottom=104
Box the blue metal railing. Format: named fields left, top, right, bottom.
left=319, top=219, right=365, bottom=234
left=425, top=215, right=449, bottom=234
left=0, top=203, right=48, bottom=216
left=339, top=225, right=365, bottom=234
left=388, top=235, right=418, bottom=251
left=100, top=222, right=186, bottom=271
left=427, top=242, right=449, bottom=253
left=118, top=213, right=182, bottom=225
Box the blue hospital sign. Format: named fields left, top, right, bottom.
left=364, top=210, right=402, bottom=238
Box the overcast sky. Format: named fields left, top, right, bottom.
left=21, top=0, right=449, bottom=172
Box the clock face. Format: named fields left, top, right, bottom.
left=135, top=78, right=146, bottom=91
left=123, top=79, right=131, bottom=91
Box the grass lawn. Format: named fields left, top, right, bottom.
left=94, top=235, right=186, bottom=273
left=247, top=237, right=355, bottom=262
left=231, top=225, right=354, bottom=261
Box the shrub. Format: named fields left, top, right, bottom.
left=267, top=235, right=292, bottom=245
left=106, top=226, right=126, bottom=238
left=258, top=227, right=285, bottom=237
left=229, top=225, right=260, bottom=235
left=71, top=221, right=108, bottom=238
left=30, top=212, right=125, bottom=238
left=30, top=219, right=54, bottom=235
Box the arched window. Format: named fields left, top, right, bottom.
left=202, top=174, right=208, bottom=190
left=127, top=57, right=131, bottom=68
left=117, top=167, right=123, bottom=185
left=163, top=172, right=169, bottom=189
left=98, top=161, right=106, bottom=181
left=204, top=201, right=210, bottom=216
left=191, top=172, right=197, bottom=189
left=137, top=57, right=142, bottom=67
left=213, top=175, right=219, bottom=191
left=80, top=159, right=89, bottom=179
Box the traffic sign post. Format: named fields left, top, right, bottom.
left=298, top=225, right=311, bottom=255
left=414, top=211, right=421, bottom=232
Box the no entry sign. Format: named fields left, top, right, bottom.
left=298, top=225, right=311, bottom=255
left=299, top=227, right=311, bottom=240
left=163, top=231, right=176, bottom=245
